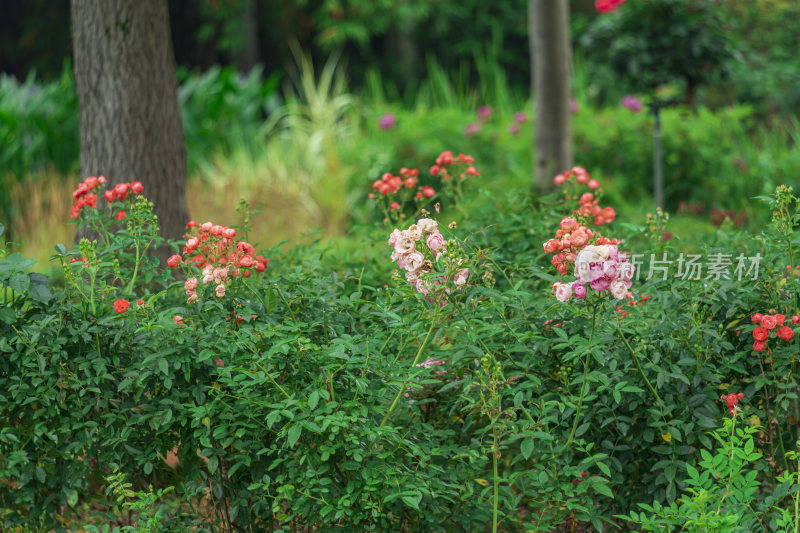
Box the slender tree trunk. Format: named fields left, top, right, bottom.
left=71, top=0, right=189, bottom=261
left=529, top=0, right=573, bottom=191
left=236, top=0, right=261, bottom=71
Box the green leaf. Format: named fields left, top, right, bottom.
left=521, top=438, right=535, bottom=460
left=308, top=390, right=320, bottom=410
left=401, top=492, right=422, bottom=509
left=9, top=272, right=29, bottom=294
left=288, top=425, right=302, bottom=447
left=0, top=307, right=15, bottom=325
left=158, top=358, right=168, bottom=375
left=65, top=488, right=78, bottom=507
left=591, top=478, right=614, bottom=499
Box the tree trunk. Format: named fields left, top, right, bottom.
left=236, top=0, right=261, bottom=72
left=529, top=0, right=573, bottom=191
left=71, top=0, right=189, bottom=261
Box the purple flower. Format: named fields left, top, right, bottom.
left=378, top=113, right=396, bottom=130
left=513, top=111, right=527, bottom=123
left=508, top=123, right=520, bottom=136
left=464, top=122, right=482, bottom=137
left=621, top=95, right=643, bottom=113
left=477, top=105, right=493, bottom=121
left=569, top=98, right=580, bottom=114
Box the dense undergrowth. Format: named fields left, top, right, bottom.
left=4, top=149, right=800, bottom=531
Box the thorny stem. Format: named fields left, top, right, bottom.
left=558, top=305, right=598, bottom=455
left=492, top=415, right=500, bottom=533
left=379, top=320, right=437, bottom=429
left=616, top=326, right=664, bottom=406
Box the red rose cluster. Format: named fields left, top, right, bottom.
left=553, top=168, right=617, bottom=227
left=751, top=312, right=797, bottom=352
left=553, top=166, right=599, bottom=190
left=720, top=392, right=744, bottom=416
left=168, top=221, right=268, bottom=275
left=70, top=176, right=106, bottom=219
left=576, top=192, right=617, bottom=226
left=542, top=216, right=621, bottom=276
left=103, top=181, right=143, bottom=203
left=429, top=151, right=480, bottom=180
left=371, top=168, right=422, bottom=196
left=369, top=168, right=436, bottom=208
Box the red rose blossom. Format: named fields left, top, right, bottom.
left=113, top=299, right=130, bottom=313
left=753, top=326, right=769, bottom=342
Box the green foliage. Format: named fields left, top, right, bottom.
left=622, top=415, right=764, bottom=531
left=580, top=0, right=734, bottom=102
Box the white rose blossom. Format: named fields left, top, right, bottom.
left=416, top=218, right=438, bottom=234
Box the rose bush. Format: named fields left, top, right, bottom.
left=3, top=168, right=800, bottom=531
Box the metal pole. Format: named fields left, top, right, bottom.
left=653, top=106, right=663, bottom=209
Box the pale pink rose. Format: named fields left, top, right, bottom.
left=394, top=231, right=416, bottom=254
left=187, top=292, right=198, bottom=304
left=454, top=268, right=469, bottom=286
left=404, top=251, right=425, bottom=272
left=222, top=228, right=236, bottom=239
left=213, top=267, right=228, bottom=283
left=609, top=279, right=628, bottom=299
left=405, top=270, right=420, bottom=284
left=215, top=284, right=226, bottom=298
left=417, top=218, right=438, bottom=234
left=185, top=277, right=198, bottom=291
left=554, top=282, right=573, bottom=302
left=426, top=232, right=446, bottom=255
left=575, top=245, right=611, bottom=282
left=388, top=229, right=402, bottom=247
left=618, top=262, right=635, bottom=281
left=186, top=237, right=199, bottom=250
left=407, top=224, right=422, bottom=241
left=415, top=278, right=430, bottom=296
left=200, top=222, right=213, bottom=232
left=202, top=274, right=213, bottom=284
left=202, top=264, right=213, bottom=277
left=573, top=283, right=587, bottom=300
left=602, top=260, right=618, bottom=280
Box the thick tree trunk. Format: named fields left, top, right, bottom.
left=71, top=0, right=189, bottom=261
left=529, top=0, right=573, bottom=191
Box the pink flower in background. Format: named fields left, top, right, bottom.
left=621, top=95, right=643, bottom=113
left=378, top=113, right=396, bottom=130
left=595, top=0, right=625, bottom=13
left=513, top=111, right=527, bottom=123
left=464, top=122, right=482, bottom=137
left=508, top=123, right=520, bottom=136
left=569, top=98, right=580, bottom=113
left=477, top=105, right=492, bottom=121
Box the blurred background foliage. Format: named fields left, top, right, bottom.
left=2, top=0, right=800, bottom=269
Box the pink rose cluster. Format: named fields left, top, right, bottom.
left=388, top=218, right=469, bottom=299
left=552, top=244, right=634, bottom=302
